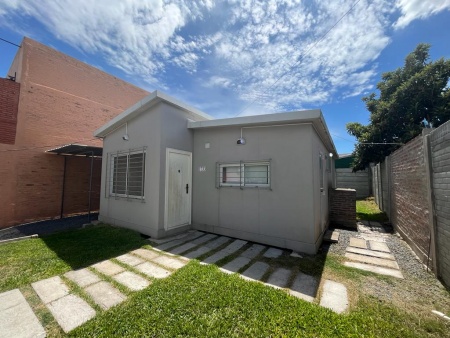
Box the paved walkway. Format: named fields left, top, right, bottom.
left=0, top=230, right=349, bottom=336
left=343, top=222, right=404, bottom=279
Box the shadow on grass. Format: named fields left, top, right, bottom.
left=41, top=224, right=147, bottom=270
left=356, top=197, right=389, bottom=223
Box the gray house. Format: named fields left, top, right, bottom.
left=94, top=91, right=337, bottom=254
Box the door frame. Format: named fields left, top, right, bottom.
left=164, top=148, right=192, bottom=230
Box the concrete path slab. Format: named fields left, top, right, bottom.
left=147, top=231, right=192, bottom=244
left=346, top=247, right=396, bottom=261
left=344, top=262, right=404, bottom=278
left=156, top=231, right=204, bottom=251
left=345, top=252, right=399, bottom=269
left=241, top=262, right=270, bottom=281
left=266, top=268, right=291, bottom=288
left=32, top=276, right=69, bottom=304
left=349, top=237, right=367, bottom=249
left=183, top=236, right=230, bottom=259
left=320, top=280, right=348, bottom=314
left=240, top=244, right=266, bottom=259
left=152, top=255, right=186, bottom=270
left=289, top=272, right=318, bottom=303
left=203, top=239, right=247, bottom=264
left=135, top=262, right=172, bottom=279
left=47, top=294, right=95, bottom=333
left=0, top=289, right=46, bottom=338
left=113, top=271, right=150, bottom=291
left=84, top=281, right=126, bottom=310
left=263, top=247, right=283, bottom=258
left=369, top=241, right=390, bottom=253
left=65, top=269, right=101, bottom=287
left=323, top=230, right=340, bottom=243
left=115, top=253, right=145, bottom=266
left=92, top=260, right=125, bottom=276
left=132, top=248, right=160, bottom=261
left=221, top=257, right=251, bottom=273
left=170, top=233, right=218, bottom=255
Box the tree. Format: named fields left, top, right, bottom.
left=347, top=43, right=450, bottom=171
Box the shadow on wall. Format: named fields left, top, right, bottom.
left=40, top=223, right=147, bottom=270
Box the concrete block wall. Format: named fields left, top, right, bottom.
left=389, top=134, right=431, bottom=264
left=329, top=188, right=356, bottom=228
left=0, top=78, right=20, bottom=144
left=335, top=168, right=370, bottom=198
left=0, top=37, right=148, bottom=228
left=430, top=120, right=450, bottom=287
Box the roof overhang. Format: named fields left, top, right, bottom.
left=46, top=144, right=103, bottom=157
left=94, top=90, right=213, bottom=138
left=188, top=109, right=338, bottom=157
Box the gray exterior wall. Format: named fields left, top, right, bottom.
left=336, top=168, right=370, bottom=198
left=191, top=124, right=331, bottom=254
left=99, top=101, right=205, bottom=238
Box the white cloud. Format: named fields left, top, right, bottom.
left=394, top=0, right=450, bottom=29
left=0, top=0, right=448, bottom=116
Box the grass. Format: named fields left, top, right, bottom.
left=0, top=224, right=147, bottom=292
left=356, top=197, right=389, bottom=222
left=70, top=262, right=448, bottom=338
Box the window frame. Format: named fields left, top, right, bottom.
left=217, top=160, right=271, bottom=189
left=108, top=148, right=146, bottom=200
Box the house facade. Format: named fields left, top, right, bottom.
left=0, top=37, right=148, bottom=228
left=95, top=91, right=337, bottom=254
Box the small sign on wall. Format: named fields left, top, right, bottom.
left=199, top=166, right=206, bottom=172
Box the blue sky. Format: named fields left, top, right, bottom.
left=1, top=0, right=450, bottom=154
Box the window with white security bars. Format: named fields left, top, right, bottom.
left=107, top=148, right=146, bottom=199
left=216, top=160, right=271, bottom=189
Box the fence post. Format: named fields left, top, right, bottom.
left=423, top=132, right=439, bottom=275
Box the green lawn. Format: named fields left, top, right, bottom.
left=1, top=224, right=448, bottom=337
left=0, top=224, right=147, bottom=292
left=356, top=197, right=389, bottom=222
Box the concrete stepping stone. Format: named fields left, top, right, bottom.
left=132, top=248, right=160, bottom=261
left=345, top=252, right=399, bottom=269
left=346, top=247, right=395, bottom=261
left=92, top=260, right=125, bottom=276
left=135, top=262, right=172, bottom=279
left=221, top=257, right=251, bottom=273
left=240, top=244, right=266, bottom=259
left=203, top=239, right=247, bottom=264
left=113, top=271, right=150, bottom=291
left=47, top=294, right=95, bottom=333
left=148, top=231, right=192, bottom=244
left=263, top=247, right=283, bottom=258
left=266, top=268, right=291, bottom=288
left=289, top=272, right=318, bottom=302
left=242, top=262, right=270, bottom=281
left=84, top=281, right=126, bottom=310
left=32, top=276, right=69, bottom=304
left=344, top=262, right=404, bottom=279
left=183, top=236, right=230, bottom=259
left=349, top=237, right=367, bottom=249
left=0, top=289, right=46, bottom=338
left=169, top=234, right=217, bottom=255
left=156, top=231, right=204, bottom=251
left=369, top=240, right=390, bottom=253
left=65, top=269, right=101, bottom=287
left=323, top=230, right=340, bottom=243
left=115, top=253, right=145, bottom=266
left=152, top=255, right=186, bottom=270
left=320, top=280, right=348, bottom=314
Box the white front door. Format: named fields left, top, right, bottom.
left=165, top=148, right=192, bottom=230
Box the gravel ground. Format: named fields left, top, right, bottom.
left=0, top=213, right=99, bottom=241
left=323, top=223, right=450, bottom=318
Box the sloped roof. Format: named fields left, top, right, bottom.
left=94, top=90, right=212, bottom=138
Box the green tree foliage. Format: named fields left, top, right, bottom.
left=347, top=44, right=450, bottom=171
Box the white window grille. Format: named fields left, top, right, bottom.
left=217, top=160, right=271, bottom=188
left=108, top=148, right=146, bottom=199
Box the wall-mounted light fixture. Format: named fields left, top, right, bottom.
left=237, top=137, right=246, bottom=145
left=123, top=122, right=129, bottom=141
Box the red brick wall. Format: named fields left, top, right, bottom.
left=0, top=78, right=20, bottom=144
left=0, top=37, right=149, bottom=228
left=329, top=188, right=356, bottom=228
left=390, top=135, right=430, bottom=261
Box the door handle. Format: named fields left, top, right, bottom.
left=186, top=183, right=189, bottom=194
